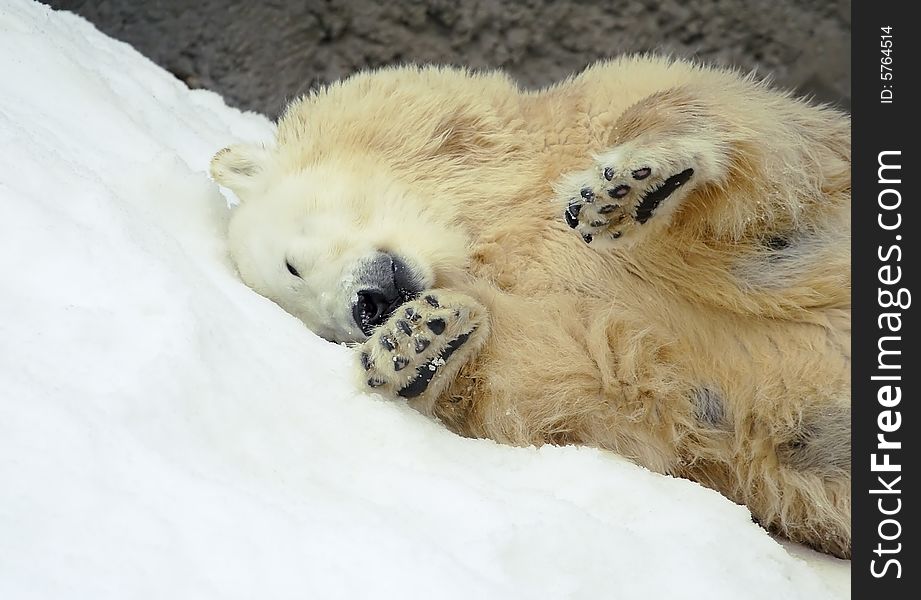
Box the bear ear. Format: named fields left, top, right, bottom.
left=209, top=144, right=273, bottom=201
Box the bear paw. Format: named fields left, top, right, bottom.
left=357, top=290, right=487, bottom=403
left=559, top=143, right=700, bottom=248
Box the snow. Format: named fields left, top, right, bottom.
left=0, top=1, right=849, bottom=598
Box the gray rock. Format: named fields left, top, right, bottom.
left=45, top=0, right=850, bottom=118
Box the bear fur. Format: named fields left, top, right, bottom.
left=211, top=56, right=851, bottom=558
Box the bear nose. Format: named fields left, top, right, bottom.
left=352, top=288, right=396, bottom=334
left=351, top=253, right=422, bottom=335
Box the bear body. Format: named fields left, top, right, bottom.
left=212, top=56, right=851, bottom=557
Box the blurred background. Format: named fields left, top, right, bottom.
left=46, top=0, right=850, bottom=118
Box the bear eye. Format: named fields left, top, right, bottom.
left=286, top=260, right=301, bottom=278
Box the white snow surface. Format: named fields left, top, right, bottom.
left=0, top=2, right=849, bottom=598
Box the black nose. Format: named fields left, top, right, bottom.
left=352, top=253, right=422, bottom=335
left=352, top=289, right=394, bottom=334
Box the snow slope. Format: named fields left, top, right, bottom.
left=0, top=1, right=849, bottom=598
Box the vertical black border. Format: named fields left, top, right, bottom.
left=852, top=1, right=918, bottom=596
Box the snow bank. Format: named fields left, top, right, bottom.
left=0, top=1, right=848, bottom=598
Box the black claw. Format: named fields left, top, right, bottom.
left=367, top=377, right=386, bottom=388
left=632, top=167, right=652, bottom=180
left=426, top=318, right=446, bottom=335
left=393, top=356, right=410, bottom=371
left=608, top=185, right=630, bottom=198
left=397, top=320, right=412, bottom=335
left=598, top=204, right=618, bottom=214
left=580, top=187, right=595, bottom=201
left=404, top=307, right=420, bottom=322
left=380, top=335, right=395, bottom=351
left=603, top=166, right=615, bottom=181
left=414, top=337, right=431, bottom=353
left=360, top=352, right=372, bottom=370
left=424, top=295, right=440, bottom=308
left=581, top=233, right=593, bottom=244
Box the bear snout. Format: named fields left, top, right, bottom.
left=351, top=252, right=423, bottom=335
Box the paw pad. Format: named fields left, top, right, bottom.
left=426, top=318, right=446, bottom=335
left=561, top=151, right=696, bottom=244
left=608, top=185, right=630, bottom=198
left=565, top=201, right=582, bottom=228
left=358, top=291, right=483, bottom=400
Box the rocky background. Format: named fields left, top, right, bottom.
left=46, top=0, right=850, bottom=118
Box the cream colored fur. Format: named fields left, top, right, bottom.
left=211, top=56, right=851, bottom=558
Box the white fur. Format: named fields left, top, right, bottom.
left=226, top=157, right=467, bottom=342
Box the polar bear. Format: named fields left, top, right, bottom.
left=211, top=56, right=851, bottom=558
